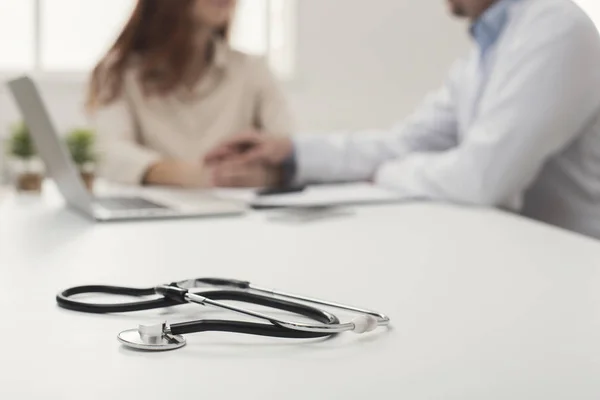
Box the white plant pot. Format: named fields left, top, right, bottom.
left=8, top=157, right=45, bottom=176
left=8, top=157, right=45, bottom=192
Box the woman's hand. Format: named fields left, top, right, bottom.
left=204, top=131, right=293, bottom=167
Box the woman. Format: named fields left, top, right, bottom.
left=87, top=0, right=293, bottom=187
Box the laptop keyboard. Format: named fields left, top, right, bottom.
left=94, top=197, right=168, bottom=211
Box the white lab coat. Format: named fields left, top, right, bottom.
left=293, top=0, right=600, bottom=239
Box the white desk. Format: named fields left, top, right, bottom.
left=1, top=189, right=600, bottom=400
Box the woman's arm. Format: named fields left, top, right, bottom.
left=142, top=160, right=209, bottom=187
left=252, top=57, right=294, bottom=136
left=93, top=97, right=208, bottom=187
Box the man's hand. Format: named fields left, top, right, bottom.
left=204, top=131, right=294, bottom=167
left=212, top=160, right=281, bottom=188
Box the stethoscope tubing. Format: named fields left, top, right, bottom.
left=57, top=284, right=342, bottom=339
left=56, top=278, right=390, bottom=337
left=56, top=285, right=177, bottom=313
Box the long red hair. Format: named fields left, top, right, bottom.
left=87, top=0, right=230, bottom=110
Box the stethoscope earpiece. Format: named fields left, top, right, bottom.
left=351, top=315, right=379, bottom=334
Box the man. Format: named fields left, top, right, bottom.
left=206, top=0, right=600, bottom=239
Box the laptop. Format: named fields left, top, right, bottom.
left=7, top=76, right=247, bottom=222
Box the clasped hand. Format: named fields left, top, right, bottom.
left=204, top=130, right=294, bottom=188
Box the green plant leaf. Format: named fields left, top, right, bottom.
left=66, top=128, right=97, bottom=166
left=7, top=121, right=36, bottom=159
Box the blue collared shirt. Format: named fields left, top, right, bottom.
left=468, top=0, right=521, bottom=122
left=471, top=0, right=519, bottom=59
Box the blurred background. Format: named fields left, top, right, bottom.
left=0, top=0, right=597, bottom=182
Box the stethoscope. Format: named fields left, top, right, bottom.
left=57, top=277, right=390, bottom=351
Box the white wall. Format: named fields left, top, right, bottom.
left=0, top=0, right=469, bottom=179
left=290, top=0, right=468, bottom=131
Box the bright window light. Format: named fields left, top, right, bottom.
left=0, top=0, right=295, bottom=78
left=232, top=0, right=270, bottom=55
left=0, top=0, right=35, bottom=70
left=40, top=0, right=136, bottom=71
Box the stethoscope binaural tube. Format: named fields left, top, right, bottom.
left=160, top=286, right=381, bottom=335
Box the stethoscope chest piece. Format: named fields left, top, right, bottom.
left=117, top=323, right=186, bottom=351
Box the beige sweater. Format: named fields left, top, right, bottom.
left=92, top=41, right=293, bottom=184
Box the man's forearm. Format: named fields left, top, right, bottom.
left=291, top=132, right=407, bottom=184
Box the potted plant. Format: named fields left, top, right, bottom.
left=66, top=128, right=97, bottom=192
left=6, top=122, right=44, bottom=192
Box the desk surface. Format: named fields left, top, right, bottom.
left=1, top=189, right=600, bottom=400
